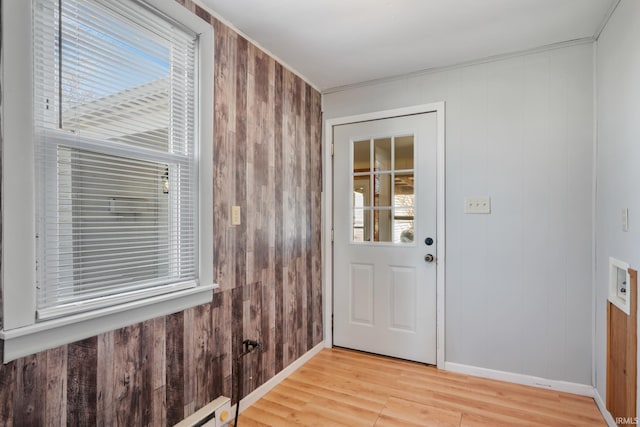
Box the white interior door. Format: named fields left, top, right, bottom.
left=333, top=113, right=437, bottom=364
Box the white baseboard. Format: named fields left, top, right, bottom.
left=444, top=362, right=621, bottom=424
left=233, top=342, right=325, bottom=414
left=444, top=361, right=594, bottom=396
left=593, top=388, right=618, bottom=427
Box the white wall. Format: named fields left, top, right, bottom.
left=595, top=0, right=640, bottom=402
left=323, top=43, right=594, bottom=384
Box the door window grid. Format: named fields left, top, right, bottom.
left=352, top=135, right=415, bottom=244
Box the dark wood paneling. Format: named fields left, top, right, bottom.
left=96, top=331, right=115, bottom=426
left=149, top=317, right=166, bottom=427
left=273, top=62, right=285, bottom=375
left=67, top=338, right=97, bottom=427
left=250, top=281, right=263, bottom=392
left=231, top=285, right=243, bottom=405
left=193, top=303, right=213, bottom=410
left=166, top=311, right=185, bottom=426
left=113, top=325, right=142, bottom=426
left=305, top=84, right=314, bottom=351
left=45, top=346, right=67, bottom=427
left=139, top=321, right=154, bottom=425
left=0, top=345, right=17, bottom=426
left=0, top=0, right=322, bottom=424
left=235, top=36, right=248, bottom=294
left=283, top=69, right=300, bottom=368
left=210, top=291, right=228, bottom=400
left=212, top=17, right=233, bottom=293
left=15, top=353, right=45, bottom=427
left=183, top=307, right=195, bottom=415
left=311, top=89, right=323, bottom=345
left=194, top=4, right=211, bottom=24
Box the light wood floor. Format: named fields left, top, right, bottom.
left=239, top=348, right=605, bottom=426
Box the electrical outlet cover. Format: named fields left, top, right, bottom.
left=231, top=205, right=241, bottom=225
left=464, top=197, right=491, bottom=214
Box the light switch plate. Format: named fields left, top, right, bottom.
left=464, top=197, right=491, bottom=214
left=622, top=208, right=629, bottom=232
left=231, top=205, right=241, bottom=225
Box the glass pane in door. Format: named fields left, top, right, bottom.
left=394, top=135, right=414, bottom=170
left=374, top=174, right=392, bottom=207
left=353, top=176, right=370, bottom=207
left=374, top=209, right=392, bottom=242
left=394, top=207, right=414, bottom=243
left=353, top=140, right=370, bottom=172
left=374, top=138, right=392, bottom=171
left=394, top=173, right=414, bottom=206
left=351, top=133, right=416, bottom=245
left=353, top=208, right=370, bottom=242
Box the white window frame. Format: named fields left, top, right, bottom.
left=1, top=0, right=215, bottom=361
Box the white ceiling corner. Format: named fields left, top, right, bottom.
left=200, top=0, right=617, bottom=92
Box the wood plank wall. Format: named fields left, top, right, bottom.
left=606, top=268, right=638, bottom=421
left=0, top=0, right=323, bottom=425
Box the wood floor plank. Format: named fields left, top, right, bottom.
left=375, top=397, right=462, bottom=427
left=252, top=398, right=299, bottom=419
left=293, top=401, right=374, bottom=427
left=389, top=386, right=595, bottom=427
left=238, top=348, right=605, bottom=426
left=262, top=388, right=308, bottom=411
left=393, top=375, right=602, bottom=425
left=272, top=382, right=317, bottom=403
left=285, top=376, right=385, bottom=413
left=242, top=404, right=302, bottom=427
left=237, top=416, right=272, bottom=427
left=459, top=412, right=540, bottom=427
left=290, top=367, right=389, bottom=405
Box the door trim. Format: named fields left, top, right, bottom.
left=323, top=102, right=446, bottom=368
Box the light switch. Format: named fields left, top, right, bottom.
left=622, top=208, right=629, bottom=232
left=231, top=205, right=241, bottom=225
left=464, top=197, right=491, bottom=214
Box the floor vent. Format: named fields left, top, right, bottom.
left=174, top=396, right=232, bottom=427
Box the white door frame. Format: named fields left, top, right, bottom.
left=323, top=102, right=446, bottom=368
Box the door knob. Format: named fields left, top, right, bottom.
left=424, top=254, right=435, bottom=263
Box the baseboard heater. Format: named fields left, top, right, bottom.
left=174, top=396, right=232, bottom=427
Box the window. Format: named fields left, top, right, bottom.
left=352, top=135, right=415, bottom=243
left=34, top=0, right=199, bottom=319
left=1, top=0, right=214, bottom=361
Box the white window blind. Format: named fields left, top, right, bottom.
left=33, top=0, right=199, bottom=320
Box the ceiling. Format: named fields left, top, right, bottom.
left=200, top=0, right=617, bottom=91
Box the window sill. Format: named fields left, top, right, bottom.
left=0, top=283, right=216, bottom=362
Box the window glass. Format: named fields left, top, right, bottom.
left=374, top=174, right=392, bottom=207
left=353, top=139, right=370, bottom=172
left=374, top=210, right=392, bottom=242
left=34, top=0, right=198, bottom=317
left=374, top=138, right=392, bottom=171
left=353, top=176, right=370, bottom=208
left=353, top=209, right=370, bottom=242
left=394, top=207, right=415, bottom=243
left=394, top=135, right=414, bottom=170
